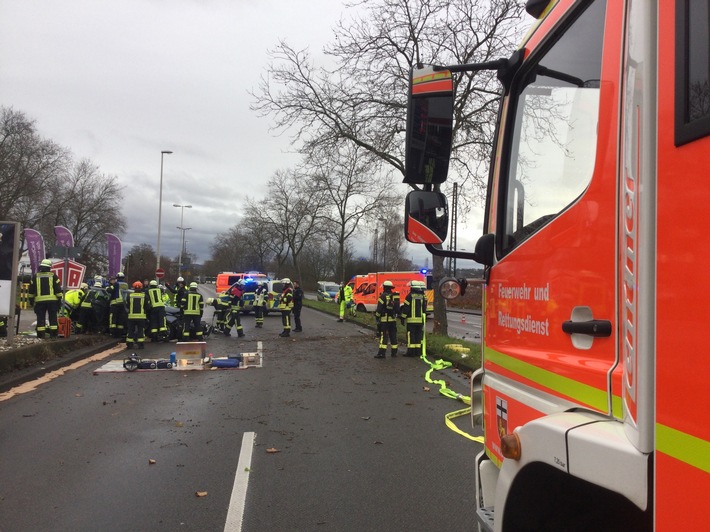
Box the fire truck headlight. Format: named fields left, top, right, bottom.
left=501, top=432, right=522, bottom=460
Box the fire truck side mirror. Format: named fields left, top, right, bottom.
left=403, top=64, right=454, bottom=185
left=404, top=190, right=449, bottom=244
left=474, top=233, right=495, bottom=267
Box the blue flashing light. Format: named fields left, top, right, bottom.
left=420, top=268, right=429, bottom=275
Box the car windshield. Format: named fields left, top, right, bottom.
left=323, top=284, right=339, bottom=292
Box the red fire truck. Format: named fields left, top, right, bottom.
left=404, top=1, right=710, bottom=529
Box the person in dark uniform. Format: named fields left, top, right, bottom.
left=126, top=281, right=147, bottom=349
left=292, top=280, right=304, bottom=332
left=109, top=272, right=129, bottom=337
left=181, top=282, right=204, bottom=340
left=278, top=278, right=294, bottom=337
left=28, top=258, right=62, bottom=339
left=146, top=280, right=167, bottom=341
left=224, top=280, right=245, bottom=337
left=253, top=282, right=268, bottom=328
left=400, top=280, right=426, bottom=357
left=374, top=280, right=400, bottom=358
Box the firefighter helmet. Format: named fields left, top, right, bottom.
left=207, top=297, right=214, bottom=305
left=80, top=283, right=89, bottom=290
left=149, top=280, right=158, bottom=286
left=189, top=282, right=198, bottom=289
left=282, top=278, right=291, bottom=285
left=177, top=277, right=185, bottom=283
left=40, top=258, right=52, bottom=268
left=132, top=281, right=143, bottom=290
left=117, top=272, right=125, bottom=278
left=383, top=280, right=394, bottom=288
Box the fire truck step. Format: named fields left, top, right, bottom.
left=476, top=506, right=495, bottom=532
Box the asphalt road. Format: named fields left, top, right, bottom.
left=0, top=287, right=482, bottom=531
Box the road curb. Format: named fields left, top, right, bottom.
left=0, top=336, right=119, bottom=393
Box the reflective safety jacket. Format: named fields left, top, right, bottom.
left=109, top=281, right=124, bottom=306
left=182, top=291, right=204, bottom=316
left=212, top=295, right=231, bottom=312
left=127, top=291, right=147, bottom=320
left=147, top=287, right=165, bottom=309
left=81, top=287, right=102, bottom=308
left=63, top=289, right=85, bottom=310
left=375, top=290, right=400, bottom=322
left=29, top=271, right=62, bottom=304
left=339, top=284, right=353, bottom=303
left=278, top=287, right=294, bottom=311
left=400, top=291, right=425, bottom=324
left=254, top=286, right=268, bottom=307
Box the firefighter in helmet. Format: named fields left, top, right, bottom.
left=181, top=282, right=204, bottom=340
left=277, top=278, right=294, bottom=337
left=146, top=279, right=167, bottom=341
left=224, top=280, right=245, bottom=337
left=126, top=281, right=147, bottom=349
left=108, top=272, right=128, bottom=338
left=28, top=258, right=62, bottom=339
left=253, top=282, right=269, bottom=328
left=374, top=280, right=400, bottom=358
left=207, top=294, right=230, bottom=333
left=400, top=280, right=426, bottom=357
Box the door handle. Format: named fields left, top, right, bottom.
left=562, top=319, right=612, bottom=337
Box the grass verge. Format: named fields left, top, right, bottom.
left=303, top=299, right=480, bottom=371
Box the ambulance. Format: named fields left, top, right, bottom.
left=215, top=271, right=267, bottom=295
left=215, top=272, right=240, bottom=294
left=347, top=271, right=433, bottom=313
left=403, top=1, right=710, bottom=529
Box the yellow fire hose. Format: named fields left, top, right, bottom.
left=420, top=315, right=483, bottom=443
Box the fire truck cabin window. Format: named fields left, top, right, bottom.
left=500, top=1, right=605, bottom=256
left=675, top=0, right=710, bottom=145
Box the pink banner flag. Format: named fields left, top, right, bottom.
left=54, top=225, right=74, bottom=248
left=23, top=228, right=45, bottom=275
left=105, top=233, right=122, bottom=278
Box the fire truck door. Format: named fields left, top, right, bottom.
left=484, top=1, right=621, bottom=433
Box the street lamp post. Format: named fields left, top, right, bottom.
left=156, top=150, right=173, bottom=274
left=173, top=203, right=192, bottom=274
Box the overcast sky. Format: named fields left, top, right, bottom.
left=1, top=0, right=481, bottom=273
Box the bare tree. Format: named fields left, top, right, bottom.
left=252, top=0, right=524, bottom=333
left=0, top=107, right=70, bottom=234
left=256, top=169, right=330, bottom=280
left=125, top=244, right=157, bottom=282
left=240, top=213, right=279, bottom=273
left=307, top=143, right=399, bottom=281
left=209, top=224, right=262, bottom=273
left=241, top=198, right=290, bottom=276
left=253, top=0, right=524, bottom=200
left=40, top=159, right=126, bottom=275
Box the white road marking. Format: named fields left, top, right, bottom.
left=224, top=431, right=255, bottom=532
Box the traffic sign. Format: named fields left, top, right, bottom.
left=50, top=259, right=86, bottom=289
left=155, top=268, right=165, bottom=279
